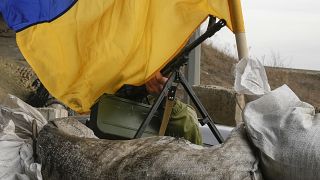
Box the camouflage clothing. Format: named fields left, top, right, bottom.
left=165, top=100, right=202, bottom=145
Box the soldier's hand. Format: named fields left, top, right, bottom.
left=145, top=72, right=168, bottom=95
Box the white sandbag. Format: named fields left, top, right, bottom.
left=0, top=94, right=46, bottom=180
left=234, top=57, right=270, bottom=96
left=244, top=85, right=320, bottom=180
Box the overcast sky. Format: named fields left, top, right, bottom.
left=205, top=0, right=320, bottom=71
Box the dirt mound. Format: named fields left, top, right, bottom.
left=200, top=44, right=237, bottom=88
left=200, top=43, right=320, bottom=111
left=0, top=57, right=36, bottom=101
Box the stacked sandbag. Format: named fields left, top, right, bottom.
left=0, top=95, right=46, bottom=179
left=37, top=118, right=262, bottom=180
left=244, top=85, right=320, bottom=180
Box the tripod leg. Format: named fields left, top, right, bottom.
left=134, top=72, right=176, bottom=138
left=178, top=71, right=224, bottom=143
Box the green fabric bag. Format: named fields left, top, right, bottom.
left=89, top=94, right=202, bottom=144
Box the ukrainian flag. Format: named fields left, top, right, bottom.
left=0, top=0, right=244, bottom=113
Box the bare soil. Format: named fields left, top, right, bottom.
left=0, top=20, right=36, bottom=101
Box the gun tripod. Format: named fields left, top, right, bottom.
left=134, top=18, right=226, bottom=144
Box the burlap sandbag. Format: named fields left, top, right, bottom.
left=244, top=85, right=320, bottom=180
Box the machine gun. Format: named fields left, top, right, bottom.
left=89, top=16, right=226, bottom=144
left=161, top=18, right=226, bottom=75
left=134, top=17, right=226, bottom=143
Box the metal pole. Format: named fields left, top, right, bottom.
left=184, top=29, right=201, bottom=103
left=228, top=0, right=248, bottom=123
left=228, top=0, right=249, bottom=59
left=185, top=29, right=201, bottom=85
left=235, top=32, right=248, bottom=59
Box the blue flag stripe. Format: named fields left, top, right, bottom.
left=0, top=0, right=77, bottom=32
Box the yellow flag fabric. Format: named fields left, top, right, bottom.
left=16, top=0, right=244, bottom=113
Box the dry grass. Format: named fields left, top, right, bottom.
left=200, top=43, right=237, bottom=88
left=200, top=43, right=320, bottom=111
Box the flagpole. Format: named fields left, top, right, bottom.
left=228, top=0, right=248, bottom=123
left=228, top=0, right=248, bottom=59
left=235, top=32, right=248, bottom=59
